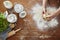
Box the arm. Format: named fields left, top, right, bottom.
left=43, top=0, right=47, bottom=13
left=45, top=7, right=60, bottom=21
left=52, top=7, right=60, bottom=18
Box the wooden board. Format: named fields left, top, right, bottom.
left=0, top=0, right=60, bottom=40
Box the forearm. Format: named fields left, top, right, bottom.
left=43, top=0, right=47, bottom=9
left=52, top=7, right=60, bottom=18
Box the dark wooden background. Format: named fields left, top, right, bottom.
left=0, top=0, right=60, bottom=40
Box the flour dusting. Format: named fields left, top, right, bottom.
left=31, top=4, right=58, bottom=31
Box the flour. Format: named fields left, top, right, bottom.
left=31, top=3, right=58, bottom=31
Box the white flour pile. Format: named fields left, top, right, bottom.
left=31, top=4, right=58, bottom=31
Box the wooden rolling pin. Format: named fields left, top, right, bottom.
left=7, top=28, right=21, bottom=37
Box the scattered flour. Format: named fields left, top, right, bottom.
left=31, top=4, right=58, bottom=31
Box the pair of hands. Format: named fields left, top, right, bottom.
left=42, top=8, right=54, bottom=21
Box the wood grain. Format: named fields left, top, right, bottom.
left=0, top=0, right=60, bottom=40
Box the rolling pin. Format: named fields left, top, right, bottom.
left=7, top=28, right=21, bottom=37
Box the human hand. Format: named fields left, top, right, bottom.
left=45, top=14, right=53, bottom=21
left=43, top=12, right=54, bottom=21
left=42, top=8, right=47, bottom=14
left=45, top=7, right=60, bottom=21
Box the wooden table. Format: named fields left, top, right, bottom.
left=0, top=0, right=60, bottom=40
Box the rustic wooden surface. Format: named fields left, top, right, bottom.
left=0, top=0, right=60, bottom=40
